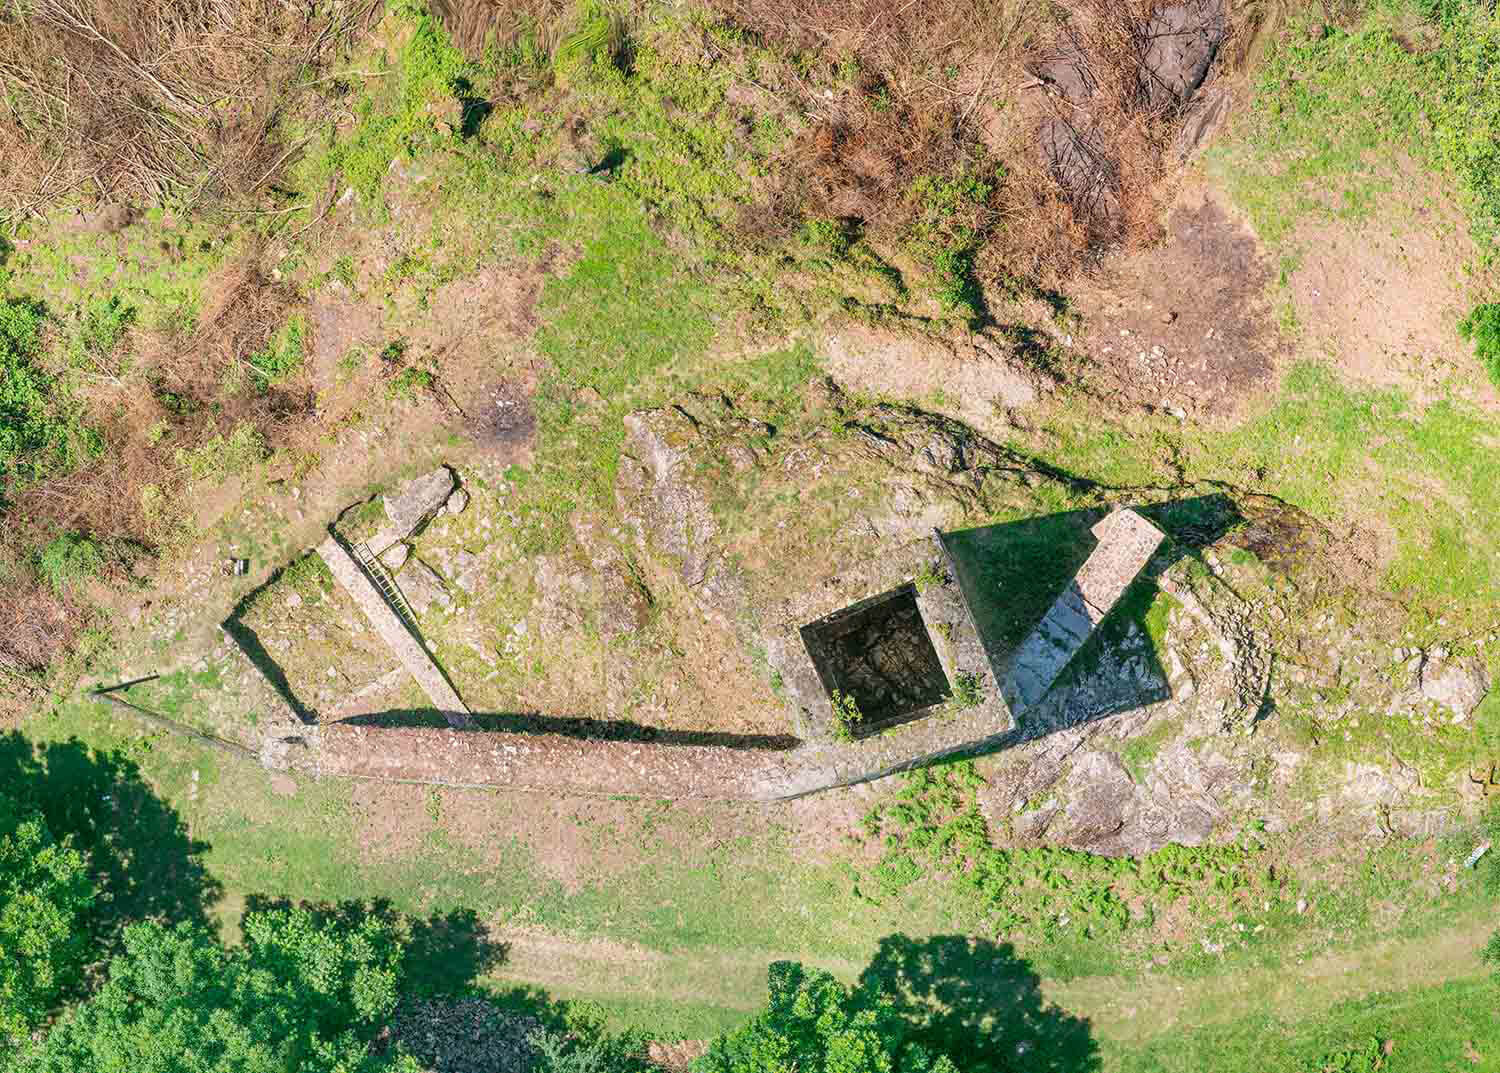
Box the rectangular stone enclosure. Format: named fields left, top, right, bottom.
left=800, top=583, right=952, bottom=738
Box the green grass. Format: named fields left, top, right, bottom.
left=247, top=314, right=307, bottom=388
left=1209, top=0, right=1500, bottom=251
left=1459, top=301, right=1500, bottom=384
left=3, top=207, right=228, bottom=333
left=1108, top=975, right=1500, bottom=1072
left=1118, top=715, right=1182, bottom=785
left=852, top=762, right=1264, bottom=970
left=1026, top=360, right=1500, bottom=622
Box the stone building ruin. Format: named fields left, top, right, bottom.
left=242, top=462, right=1185, bottom=801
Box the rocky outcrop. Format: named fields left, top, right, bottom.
left=616, top=400, right=737, bottom=588
left=1029, top=743, right=1249, bottom=856
left=1158, top=561, right=1271, bottom=734
left=1418, top=652, right=1490, bottom=720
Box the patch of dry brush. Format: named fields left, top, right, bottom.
left=0, top=0, right=380, bottom=221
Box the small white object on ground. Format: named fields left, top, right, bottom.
left=1464, top=841, right=1491, bottom=869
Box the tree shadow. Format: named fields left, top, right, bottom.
left=241, top=895, right=509, bottom=997
left=856, top=933, right=1100, bottom=1073
left=0, top=731, right=219, bottom=961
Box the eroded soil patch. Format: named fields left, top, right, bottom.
left=1071, top=185, right=1279, bottom=415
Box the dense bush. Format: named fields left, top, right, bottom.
left=23, top=907, right=419, bottom=1073
left=0, top=297, right=84, bottom=497
left=1459, top=302, right=1500, bottom=385
left=530, top=1026, right=653, bottom=1073
left=694, top=962, right=959, bottom=1073
left=0, top=789, right=93, bottom=1056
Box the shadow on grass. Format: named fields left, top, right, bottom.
left=857, top=933, right=1100, bottom=1073
left=0, top=731, right=220, bottom=961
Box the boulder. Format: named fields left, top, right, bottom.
left=380, top=543, right=410, bottom=571
left=1419, top=654, right=1489, bottom=719
left=1140, top=0, right=1227, bottom=106
left=371, top=467, right=456, bottom=554
left=445, top=487, right=469, bottom=516
left=822, top=325, right=1037, bottom=430
left=449, top=549, right=483, bottom=594
left=398, top=559, right=452, bottom=615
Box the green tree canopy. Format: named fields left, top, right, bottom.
left=694, top=961, right=961, bottom=1073
left=0, top=786, right=94, bottom=1054
left=24, top=905, right=419, bottom=1073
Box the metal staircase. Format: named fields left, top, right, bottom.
left=351, top=541, right=418, bottom=634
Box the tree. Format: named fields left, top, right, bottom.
left=693, top=962, right=960, bottom=1073
left=24, top=905, right=420, bottom=1073
left=0, top=786, right=93, bottom=1054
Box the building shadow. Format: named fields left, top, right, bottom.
left=938, top=493, right=1243, bottom=748
left=856, top=933, right=1100, bottom=1073
left=0, top=731, right=220, bottom=965
left=336, top=709, right=801, bottom=751
left=223, top=567, right=315, bottom=725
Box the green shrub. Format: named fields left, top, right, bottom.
left=386, top=365, right=435, bottom=401
left=830, top=690, right=864, bottom=742
left=1298, top=1038, right=1387, bottom=1073
left=1459, top=302, right=1500, bottom=384
left=248, top=315, right=307, bottom=388
left=694, top=961, right=959, bottom=1073
left=951, top=671, right=982, bottom=710
left=0, top=790, right=93, bottom=1056
left=529, top=1026, right=652, bottom=1073
left=174, top=423, right=267, bottom=483
left=1483, top=929, right=1500, bottom=976
left=27, top=907, right=419, bottom=1072
left=0, top=296, right=92, bottom=493
left=36, top=533, right=104, bottom=594
left=799, top=218, right=855, bottom=260
left=68, top=296, right=136, bottom=371
left=913, top=561, right=948, bottom=593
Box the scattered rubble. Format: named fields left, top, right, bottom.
left=385, top=999, right=540, bottom=1073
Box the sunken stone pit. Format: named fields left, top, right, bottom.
left=800, top=583, right=952, bottom=737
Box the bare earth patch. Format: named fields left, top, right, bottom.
left=1070, top=182, right=1280, bottom=416
left=1285, top=176, right=1495, bottom=404
left=822, top=325, right=1039, bottom=435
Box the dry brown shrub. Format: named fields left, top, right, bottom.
left=3, top=252, right=313, bottom=594
left=428, top=0, right=568, bottom=59
left=0, top=577, right=78, bottom=677
left=711, top=0, right=1038, bottom=248
left=0, top=0, right=382, bottom=222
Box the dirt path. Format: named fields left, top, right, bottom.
left=489, top=908, right=1495, bottom=1047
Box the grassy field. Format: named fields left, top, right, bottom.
left=8, top=0, right=1500, bottom=1068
